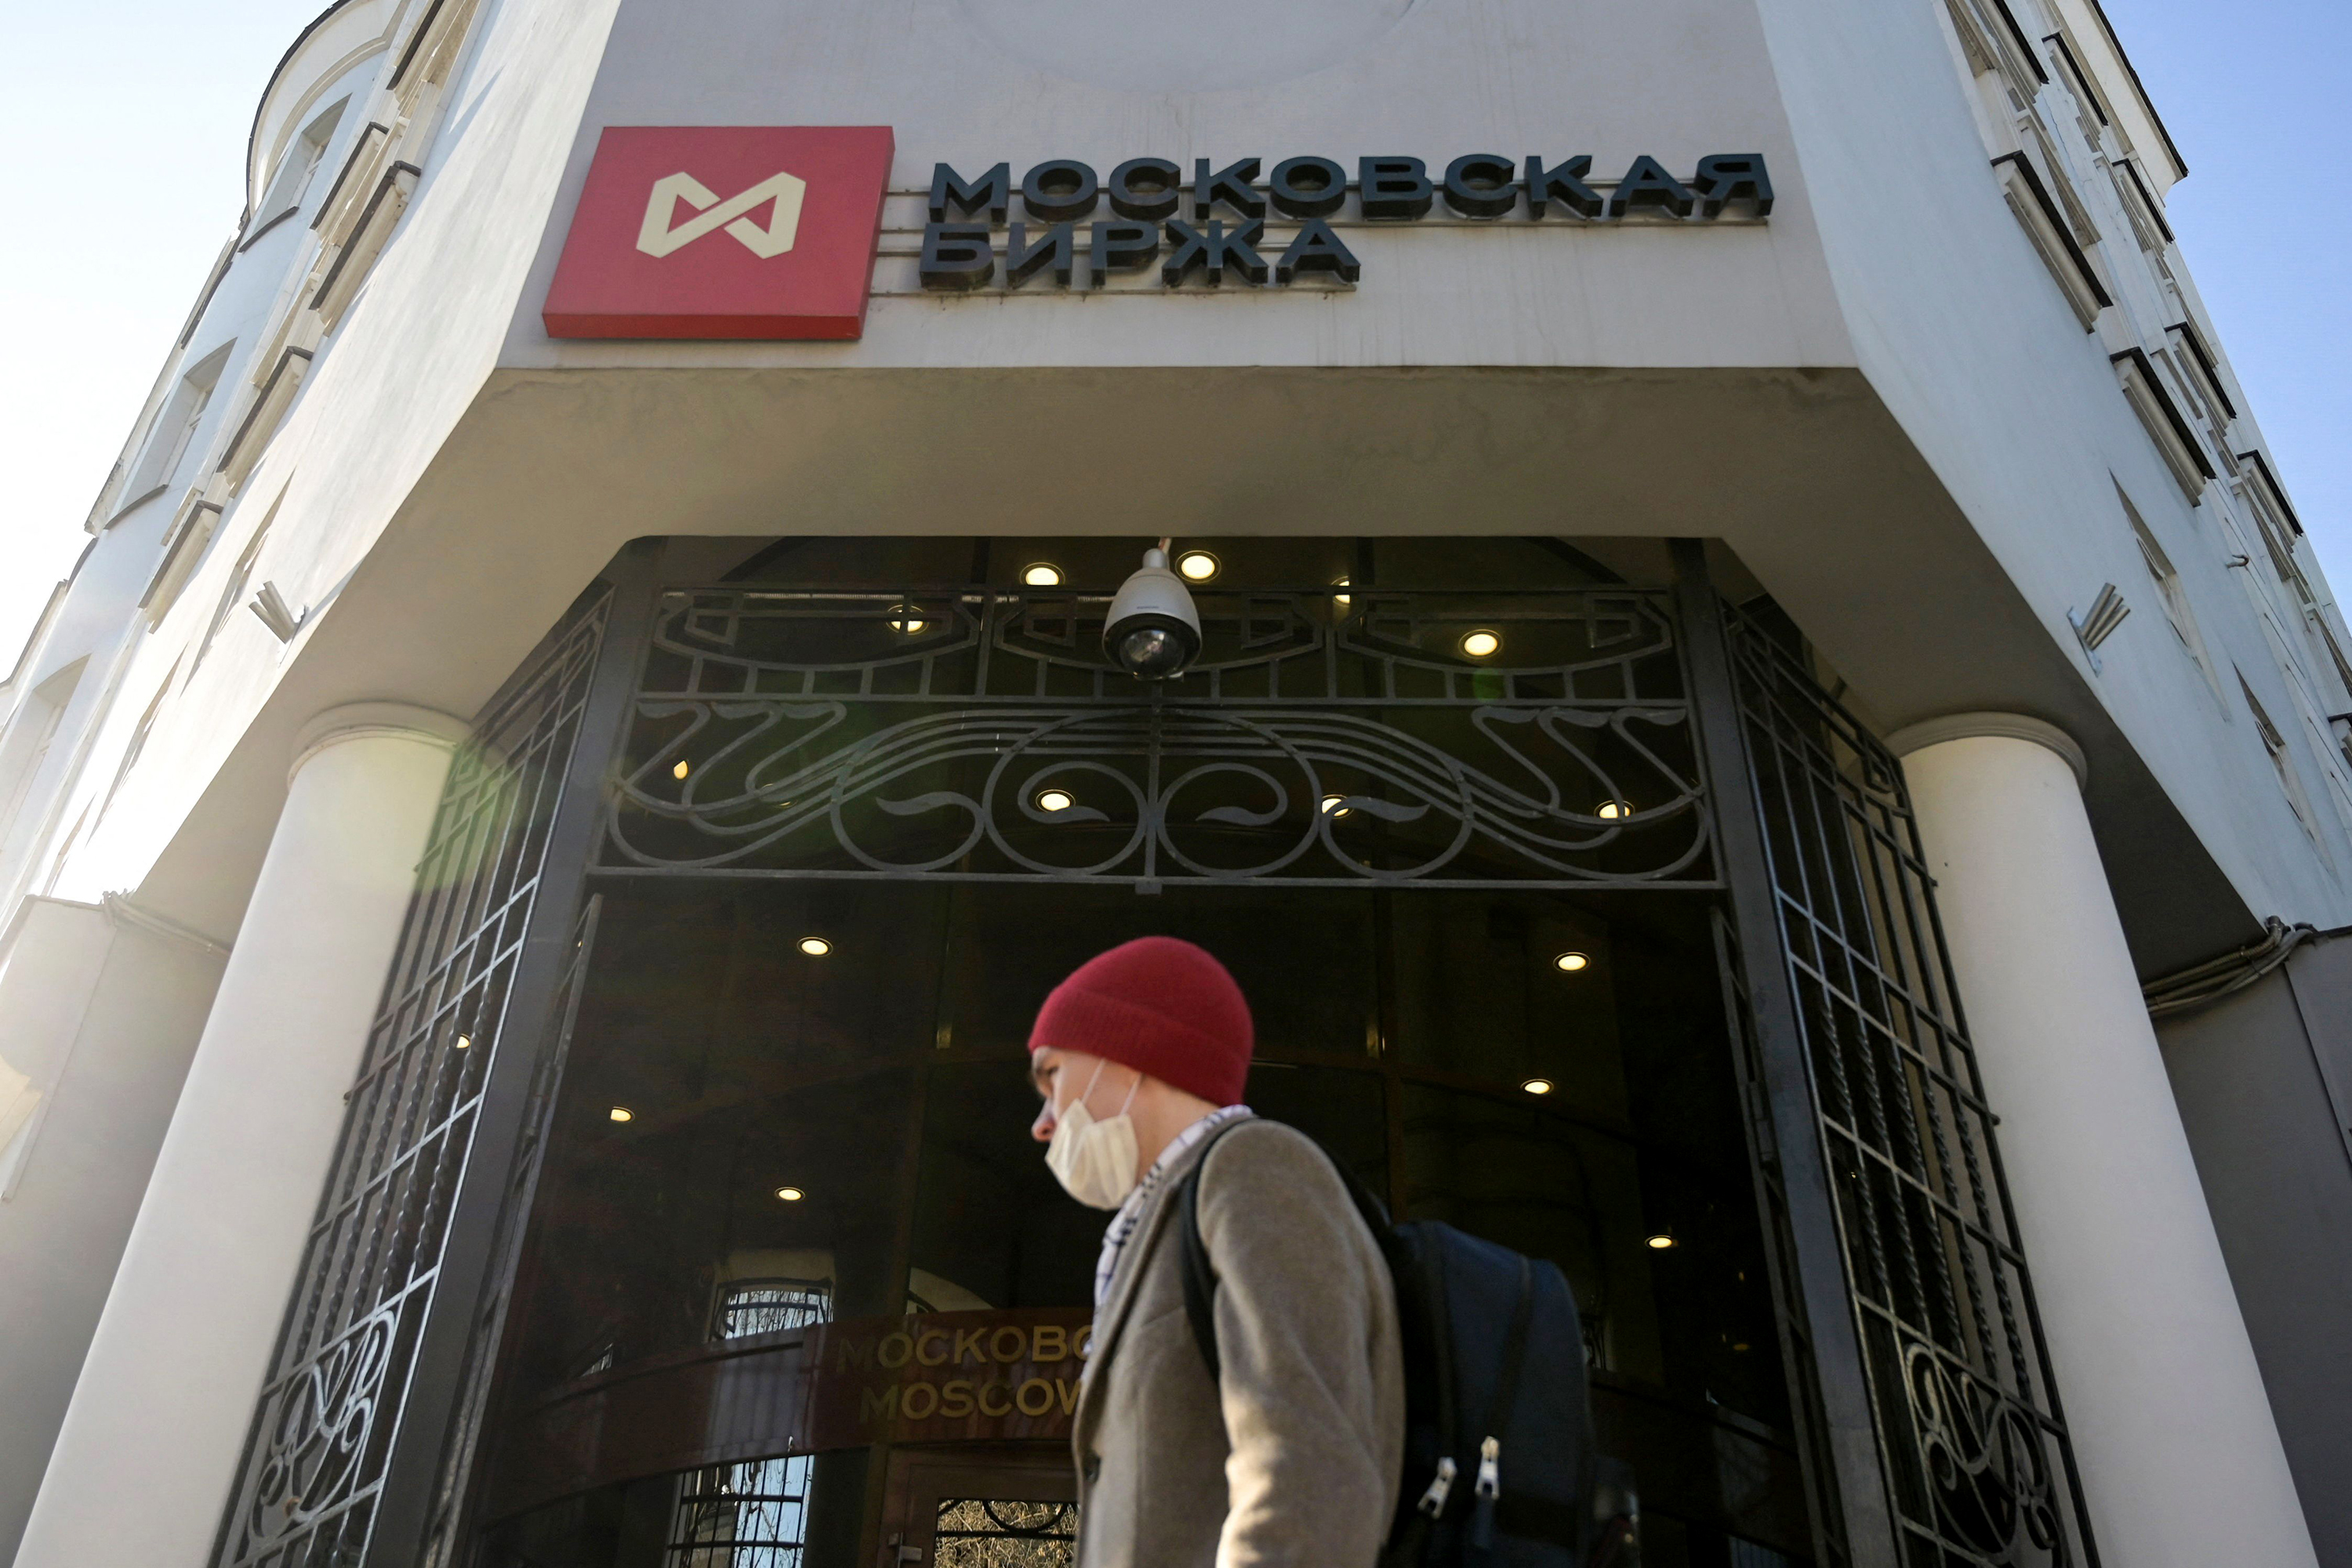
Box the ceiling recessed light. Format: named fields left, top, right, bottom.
left=1036, top=788, right=1075, bottom=813
left=1595, top=800, right=1632, bottom=821
left=672, top=760, right=690, bottom=780
left=1022, top=563, right=1062, bottom=587
left=1459, top=630, right=1501, bottom=659
left=775, top=1185, right=805, bottom=1202
left=1175, top=550, right=1221, bottom=582
left=799, top=937, right=832, bottom=956
left=887, top=604, right=927, bottom=634
left=1332, top=576, right=1352, bottom=610
left=608, top=1106, right=633, bottom=1123
left=1520, top=1077, right=1554, bottom=1096
left=1320, top=794, right=1350, bottom=818
left=454, top=1034, right=472, bottom=1050
left=1646, top=1232, right=1675, bottom=1250
left=1554, top=952, right=1590, bottom=973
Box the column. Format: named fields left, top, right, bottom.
left=16, top=702, right=466, bottom=1568
left=1889, top=713, right=2318, bottom=1568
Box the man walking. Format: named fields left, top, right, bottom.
left=1028, top=935, right=1405, bottom=1567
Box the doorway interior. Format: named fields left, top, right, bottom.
left=477, top=873, right=1812, bottom=1568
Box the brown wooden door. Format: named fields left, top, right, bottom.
left=875, top=1443, right=1078, bottom=1567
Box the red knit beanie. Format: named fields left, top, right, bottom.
left=1027, top=937, right=1254, bottom=1107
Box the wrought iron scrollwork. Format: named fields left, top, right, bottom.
left=247, top=1307, right=398, bottom=1542
left=602, top=586, right=1714, bottom=888
left=935, top=1497, right=1079, bottom=1566
left=1906, top=1344, right=2063, bottom=1566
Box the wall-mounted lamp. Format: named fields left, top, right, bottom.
left=2068, top=583, right=2130, bottom=673
left=249, top=582, right=308, bottom=643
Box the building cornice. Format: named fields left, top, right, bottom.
left=289, top=701, right=468, bottom=783
left=1886, top=711, right=2089, bottom=789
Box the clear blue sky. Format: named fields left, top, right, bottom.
left=0, top=0, right=2344, bottom=669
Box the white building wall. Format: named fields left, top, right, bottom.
left=3, top=0, right=2335, bottom=946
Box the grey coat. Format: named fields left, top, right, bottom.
left=1071, top=1119, right=1406, bottom=1568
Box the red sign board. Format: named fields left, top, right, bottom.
left=544, top=125, right=895, bottom=340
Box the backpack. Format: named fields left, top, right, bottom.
left=1175, top=1122, right=1639, bottom=1568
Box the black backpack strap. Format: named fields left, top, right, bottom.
left=1178, top=1119, right=1392, bottom=1386
left=1174, top=1120, right=1253, bottom=1385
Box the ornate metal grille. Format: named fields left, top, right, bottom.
left=934, top=1498, right=1078, bottom=1567
left=1723, top=611, right=2094, bottom=1568
left=600, top=585, right=1713, bottom=888
left=212, top=590, right=611, bottom=1568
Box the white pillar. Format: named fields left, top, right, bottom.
left=1889, top=713, right=2318, bottom=1568
left=16, top=703, right=465, bottom=1568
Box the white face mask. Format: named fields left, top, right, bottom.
left=1044, top=1059, right=1142, bottom=1211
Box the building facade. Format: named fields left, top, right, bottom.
left=2, top=1, right=2349, bottom=1566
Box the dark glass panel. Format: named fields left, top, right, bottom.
left=908, top=1061, right=1098, bottom=1312
left=937, top=884, right=1375, bottom=1064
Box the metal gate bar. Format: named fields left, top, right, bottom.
left=1679, top=539, right=2096, bottom=1568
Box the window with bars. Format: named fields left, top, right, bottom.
left=661, top=1280, right=833, bottom=1568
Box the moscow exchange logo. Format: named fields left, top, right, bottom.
left=635, top=170, right=805, bottom=259
left=543, top=125, right=895, bottom=340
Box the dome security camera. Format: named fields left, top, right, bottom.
left=1104, top=545, right=1202, bottom=679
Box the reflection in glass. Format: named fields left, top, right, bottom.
left=482, top=877, right=1799, bottom=1565
left=666, top=1461, right=809, bottom=1568
left=666, top=1279, right=832, bottom=1566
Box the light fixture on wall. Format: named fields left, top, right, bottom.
left=799, top=937, right=832, bottom=956
left=454, top=1034, right=473, bottom=1050
left=1458, top=629, right=1501, bottom=659
left=1320, top=794, right=1351, bottom=818
left=608, top=1106, right=633, bottom=1123
left=1595, top=800, right=1632, bottom=821
left=2067, top=582, right=2131, bottom=673
left=249, top=581, right=309, bottom=643
left=1520, top=1077, right=1555, bottom=1096
left=672, top=760, right=690, bottom=780
left=887, top=604, right=928, bottom=634
left=775, top=1185, right=805, bottom=1203
left=1645, top=1231, right=1676, bottom=1250
left=1036, top=789, right=1075, bottom=813
left=1175, top=550, right=1221, bottom=582
left=1023, top=563, right=1063, bottom=586
left=1553, top=952, right=1590, bottom=973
